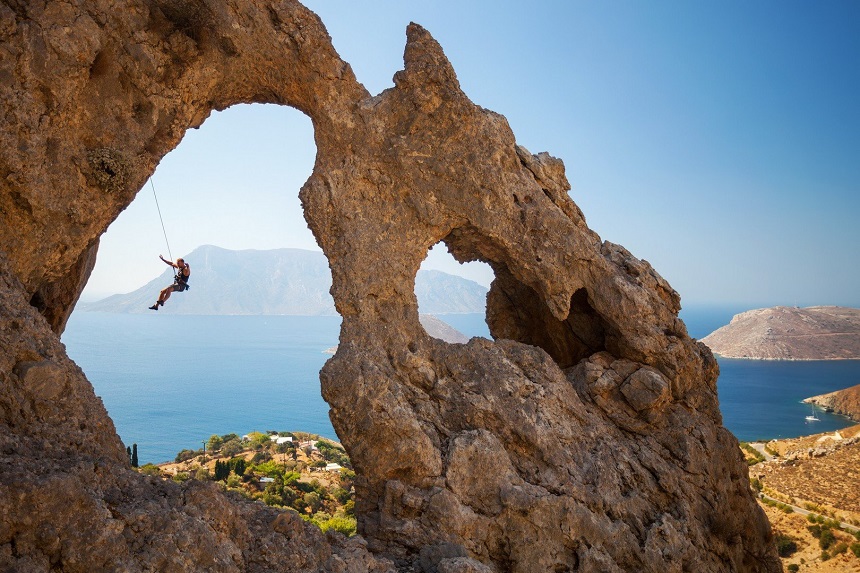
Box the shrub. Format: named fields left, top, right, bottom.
left=775, top=534, right=797, bottom=557
left=253, top=460, right=282, bottom=477
left=786, top=565, right=799, bottom=573
left=821, top=550, right=831, bottom=561
left=343, top=500, right=355, bottom=517
left=175, top=449, right=199, bottom=463
left=172, top=472, right=189, bottom=483
left=819, top=528, right=836, bottom=550
left=314, top=514, right=357, bottom=536
left=831, top=542, right=848, bottom=555
left=808, top=524, right=822, bottom=538
left=138, top=463, right=161, bottom=476
left=850, top=542, right=860, bottom=557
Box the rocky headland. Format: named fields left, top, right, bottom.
left=805, top=384, right=860, bottom=423
left=0, top=1, right=779, bottom=571
left=701, top=306, right=860, bottom=360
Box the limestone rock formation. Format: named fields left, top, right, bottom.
left=702, top=306, right=860, bottom=360
left=1, top=1, right=779, bottom=571
left=806, top=384, right=860, bottom=422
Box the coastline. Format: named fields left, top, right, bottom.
left=713, top=354, right=860, bottom=362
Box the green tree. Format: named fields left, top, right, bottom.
left=819, top=528, right=836, bottom=550
left=303, top=492, right=322, bottom=513
left=207, top=434, right=224, bottom=452
left=214, top=460, right=230, bottom=481
left=246, top=431, right=270, bottom=449
left=131, top=444, right=139, bottom=468
left=230, top=458, right=246, bottom=476
left=221, top=438, right=243, bottom=458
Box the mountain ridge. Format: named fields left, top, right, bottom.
left=81, top=245, right=489, bottom=316
left=701, top=305, right=860, bottom=360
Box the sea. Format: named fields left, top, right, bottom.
left=61, top=306, right=860, bottom=465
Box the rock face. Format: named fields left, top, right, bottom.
left=806, top=384, right=860, bottom=422
left=0, top=1, right=779, bottom=572
left=701, top=306, right=860, bottom=360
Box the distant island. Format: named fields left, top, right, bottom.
left=81, top=245, right=488, bottom=315
left=805, top=384, right=860, bottom=423
left=700, top=306, right=860, bottom=360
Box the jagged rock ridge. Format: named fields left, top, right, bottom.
left=81, top=245, right=488, bottom=315
left=702, top=306, right=860, bottom=360
left=0, top=1, right=778, bottom=572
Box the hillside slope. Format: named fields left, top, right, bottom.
left=701, top=306, right=860, bottom=360
left=81, top=245, right=488, bottom=315
left=806, top=384, right=860, bottom=422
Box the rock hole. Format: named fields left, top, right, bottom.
left=437, top=225, right=613, bottom=368
left=487, top=266, right=610, bottom=368
left=415, top=242, right=492, bottom=342
left=65, top=104, right=338, bottom=467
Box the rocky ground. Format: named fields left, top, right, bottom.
left=761, top=505, right=860, bottom=573
left=758, top=425, right=860, bottom=514
left=749, top=424, right=860, bottom=571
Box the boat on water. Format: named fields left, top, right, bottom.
left=805, top=404, right=820, bottom=422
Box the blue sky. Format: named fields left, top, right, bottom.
left=83, top=1, right=859, bottom=310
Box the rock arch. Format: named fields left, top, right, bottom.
left=0, top=1, right=779, bottom=571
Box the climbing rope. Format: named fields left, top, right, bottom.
left=149, top=177, right=174, bottom=262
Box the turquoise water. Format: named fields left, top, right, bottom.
left=62, top=309, right=858, bottom=464
left=63, top=313, right=344, bottom=464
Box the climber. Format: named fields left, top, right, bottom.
left=149, top=255, right=190, bottom=311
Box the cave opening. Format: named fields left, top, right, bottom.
left=437, top=225, right=612, bottom=369
left=62, top=103, right=338, bottom=467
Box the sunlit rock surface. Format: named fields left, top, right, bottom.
left=0, top=1, right=779, bottom=571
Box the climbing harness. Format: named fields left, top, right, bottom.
left=150, top=178, right=188, bottom=288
